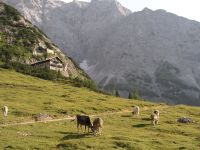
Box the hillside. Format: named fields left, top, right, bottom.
left=3, top=0, right=200, bottom=105
left=0, top=68, right=200, bottom=149
left=0, top=2, right=88, bottom=79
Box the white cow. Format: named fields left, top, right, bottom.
left=151, top=110, right=159, bottom=125
left=132, top=106, right=140, bottom=116
left=2, top=106, right=8, bottom=117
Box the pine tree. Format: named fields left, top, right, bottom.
left=128, top=92, right=133, bottom=99
left=116, top=90, right=120, bottom=97
left=132, top=88, right=140, bottom=100
left=128, top=89, right=141, bottom=100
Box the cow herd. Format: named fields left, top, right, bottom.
left=132, top=106, right=160, bottom=126
left=1, top=105, right=160, bottom=136
left=72, top=106, right=160, bottom=136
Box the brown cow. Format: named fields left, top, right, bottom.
left=92, top=117, right=103, bottom=136
left=132, top=106, right=140, bottom=116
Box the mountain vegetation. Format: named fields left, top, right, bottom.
left=0, top=2, right=97, bottom=90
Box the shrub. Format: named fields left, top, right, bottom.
left=0, top=62, right=98, bottom=91
left=128, top=89, right=142, bottom=100
left=1, top=62, right=59, bottom=80
left=70, top=77, right=97, bottom=90
left=4, top=4, right=20, bottom=21
left=115, top=90, right=120, bottom=97
left=0, top=44, right=31, bottom=62
left=15, top=28, right=37, bottom=47
left=128, top=92, right=133, bottom=99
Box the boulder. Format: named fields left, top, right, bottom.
left=177, top=117, right=195, bottom=123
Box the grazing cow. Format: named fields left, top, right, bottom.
left=132, top=106, right=140, bottom=116
left=150, top=110, right=159, bottom=125
left=92, top=117, right=103, bottom=136
left=2, top=106, right=8, bottom=117
left=76, top=115, right=92, bottom=132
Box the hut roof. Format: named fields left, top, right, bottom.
left=31, top=56, right=63, bottom=66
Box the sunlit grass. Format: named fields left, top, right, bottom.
left=0, top=68, right=200, bottom=149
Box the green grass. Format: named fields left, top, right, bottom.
left=1, top=107, right=200, bottom=150
left=0, top=68, right=153, bottom=123
left=0, top=68, right=200, bottom=150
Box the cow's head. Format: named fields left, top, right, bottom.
left=91, top=126, right=94, bottom=132
left=154, top=110, right=159, bottom=115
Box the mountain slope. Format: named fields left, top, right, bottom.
left=3, top=0, right=200, bottom=105
left=85, top=9, right=200, bottom=105
left=2, top=0, right=131, bottom=61
left=0, top=68, right=200, bottom=149
left=0, top=2, right=88, bottom=79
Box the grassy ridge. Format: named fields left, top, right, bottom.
left=0, top=68, right=154, bottom=123
left=0, top=68, right=200, bottom=149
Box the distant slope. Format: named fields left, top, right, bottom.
left=87, top=8, right=200, bottom=106
left=0, top=2, right=88, bottom=79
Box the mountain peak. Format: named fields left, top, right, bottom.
left=91, top=0, right=116, bottom=2
left=142, top=7, right=153, bottom=12
left=71, top=0, right=89, bottom=8
left=90, top=0, right=131, bottom=16
left=114, top=0, right=131, bottom=16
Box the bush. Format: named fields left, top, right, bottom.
left=70, top=77, right=97, bottom=90
left=0, top=44, right=31, bottom=62
left=4, top=4, right=20, bottom=21
left=15, top=28, right=37, bottom=47
left=1, top=62, right=59, bottom=80
left=1, top=62, right=98, bottom=91
left=130, top=88, right=141, bottom=100
left=0, top=3, right=20, bottom=25
left=115, top=90, right=120, bottom=97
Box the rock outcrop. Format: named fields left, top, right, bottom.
left=0, top=2, right=88, bottom=79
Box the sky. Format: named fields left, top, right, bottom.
left=61, top=0, right=200, bottom=22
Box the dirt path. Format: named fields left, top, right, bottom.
left=0, top=105, right=168, bottom=127
left=0, top=110, right=131, bottom=127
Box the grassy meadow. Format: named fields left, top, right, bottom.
left=0, top=68, right=200, bottom=150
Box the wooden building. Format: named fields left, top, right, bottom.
left=31, top=57, right=65, bottom=72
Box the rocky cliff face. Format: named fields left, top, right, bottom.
left=2, top=0, right=131, bottom=60
left=0, top=2, right=88, bottom=79
left=3, top=0, right=200, bottom=105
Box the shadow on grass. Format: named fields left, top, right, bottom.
left=132, top=123, right=150, bottom=128
left=57, top=143, right=79, bottom=149
left=58, top=131, right=92, bottom=140
left=141, top=117, right=151, bottom=121
left=121, top=115, right=132, bottom=118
